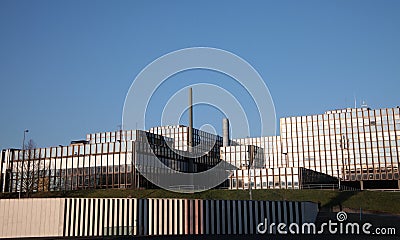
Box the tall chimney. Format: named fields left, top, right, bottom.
left=188, top=88, right=194, bottom=174
left=223, top=118, right=230, bottom=147
left=188, top=88, right=193, bottom=149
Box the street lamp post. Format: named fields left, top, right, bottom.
left=19, top=129, right=29, bottom=199
left=248, top=145, right=254, bottom=200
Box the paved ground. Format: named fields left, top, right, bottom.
left=14, top=235, right=398, bottom=240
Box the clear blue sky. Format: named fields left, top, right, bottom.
left=0, top=0, right=399, bottom=150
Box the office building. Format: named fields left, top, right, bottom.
left=1, top=106, right=400, bottom=192
left=0, top=128, right=223, bottom=193
left=223, top=106, right=400, bottom=190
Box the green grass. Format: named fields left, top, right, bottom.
left=1, top=189, right=400, bottom=214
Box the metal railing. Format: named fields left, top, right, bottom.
left=301, top=183, right=359, bottom=191
left=366, top=189, right=400, bottom=192
left=167, top=185, right=208, bottom=192
left=301, top=183, right=339, bottom=190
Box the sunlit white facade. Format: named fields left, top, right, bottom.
left=0, top=128, right=224, bottom=193
left=1, top=106, right=400, bottom=192
left=222, top=106, right=400, bottom=190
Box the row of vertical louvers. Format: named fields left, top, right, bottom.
left=63, top=198, right=318, bottom=236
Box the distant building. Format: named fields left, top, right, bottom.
left=1, top=106, right=400, bottom=192
left=222, top=106, right=400, bottom=190
left=0, top=128, right=223, bottom=193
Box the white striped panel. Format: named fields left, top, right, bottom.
left=105, top=199, right=109, bottom=236
left=114, top=199, right=118, bottom=235
left=184, top=199, right=188, bottom=234
left=109, top=199, right=113, bottom=235
left=155, top=199, right=159, bottom=235
left=85, top=199, right=90, bottom=236
left=93, top=199, right=98, bottom=236
left=157, top=199, right=164, bottom=235
left=199, top=200, right=203, bottom=234
left=74, top=199, right=79, bottom=237
left=119, top=199, right=123, bottom=235
left=65, top=199, right=70, bottom=236
left=189, top=200, right=193, bottom=234
left=69, top=199, right=74, bottom=237
left=179, top=199, right=183, bottom=235
left=79, top=199, right=85, bottom=236
left=163, top=199, right=168, bottom=235
left=133, top=198, right=137, bottom=236
left=173, top=199, right=178, bottom=235
left=150, top=199, right=154, bottom=235
left=168, top=199, right=173, bottom=235
left=99, top=199, right=104, bottom=236
left=123, top=199, right=127, bottom=235
left=127, top=199, right=132, bottom=235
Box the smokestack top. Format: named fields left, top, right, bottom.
left=188, top=88, right=193, bottom=148
left=188, top=88, right=194, bottom=173
left=223, top=118, right=230, bottom=147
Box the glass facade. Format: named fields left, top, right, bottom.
left=1, top=106, right=399, bottom=192
left=280, top=107, right=400, bottom=182
left=221, top=107, right=400, bottom=190
left=0, top=128, right=223, bottom=193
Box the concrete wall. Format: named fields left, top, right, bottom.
left=0, top=198, right=318, bottom=238
left=0, top=198, right=64, bottom=238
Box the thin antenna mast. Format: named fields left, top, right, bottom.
left=188, top=87, right=194, bottom=174
left=354, top=94, right=357, bottom=108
